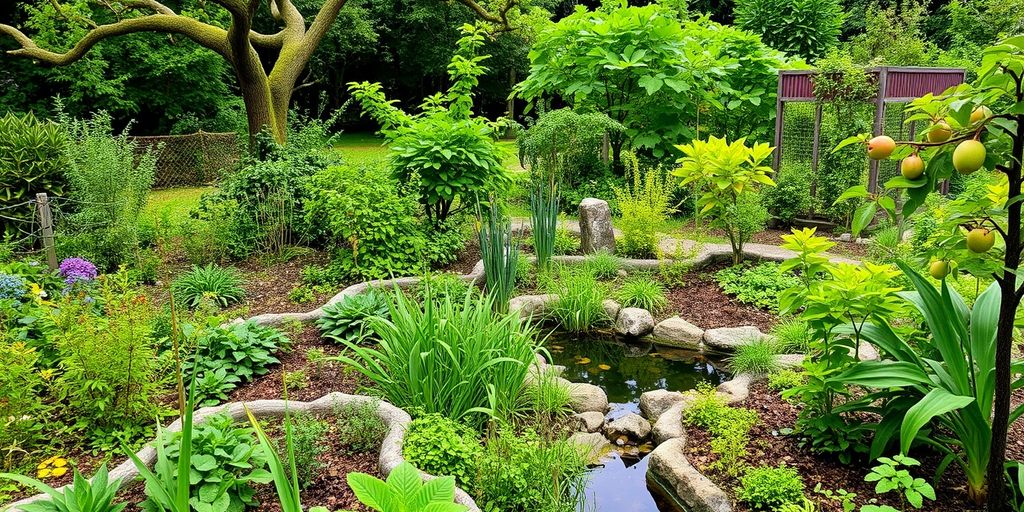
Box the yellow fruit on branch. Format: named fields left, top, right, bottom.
left=927, top=121, right=952, bottom=143
left=867, top=135, right=896, bottom=159
left=966, top=227, right=996, bottom=253
left=901, top=154, right=925, bottom=179
left=952, top=139, right=986, bottom=174
left=929, top=260, right=951, bottom=279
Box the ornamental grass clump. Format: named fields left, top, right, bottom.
left=334, top=288, right=537, bottom=426
left=545, top=266, right=609, bottom=332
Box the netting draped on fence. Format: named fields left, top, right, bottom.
left=130, top=131, right=240, bottom=188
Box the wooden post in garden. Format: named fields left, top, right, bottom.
left=35, top=192, right=57, bottom=270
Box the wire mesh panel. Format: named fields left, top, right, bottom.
left=879, top=102, right=915, bottom=185
left=779, top=102, right=816, bottom=172
left=130, top=131, right=241, bottom=189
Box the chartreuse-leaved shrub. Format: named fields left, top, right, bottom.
left=348, top=24, right=508, bottom=224
left=158, top=413, right=272, bottom=512
left=347, top=461, right=468, bottom=512
left=736, top=464, right=806, bottom=510
left=614, top=155, right=675, bottom=258
left=336, top=288, right=537, bottom=425
left=684, top=383, right=759, bottom=478
left=317, top=289, right=390, bottom=345
left=304, top=163, right=426, bottom=281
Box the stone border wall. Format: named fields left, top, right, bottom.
left=8, top=394, right=480, bottom=512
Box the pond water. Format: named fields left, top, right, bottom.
left=546, top=334, right=729, bottom=512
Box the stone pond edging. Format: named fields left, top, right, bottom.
left=8, top=394, right=481, bottom=512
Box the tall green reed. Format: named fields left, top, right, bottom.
left=478, top=199, right=519, bottom=313
left=530, top=177, right=560, bottom=272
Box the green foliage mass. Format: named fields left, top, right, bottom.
left=715, top=262, right=801, bottom=312
left=402, top=414, right=482, bottom=486
left=317, top=290, right=391, bottom=345
left=615, top=275, right=668, bottom=312
left=304, top=164, right=426, bottom=281
left=183, top=321, right=288, bottom=407
left=736, top=465, right=806, bottom=510
left=171, top=264, right=246, bottom=310
left=545, top=266, right=609, bottom=332
left=0, top=113, right=68, bottom=240
left=734, top=0, right=843, bottom=59
left=729, top=339, right=782, bottom=375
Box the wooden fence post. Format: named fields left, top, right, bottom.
left=35, top=193, right=57, bottom=270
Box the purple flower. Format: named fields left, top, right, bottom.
left=59, top=257, right=98, bottom=286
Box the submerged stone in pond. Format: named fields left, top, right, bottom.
left=570, top=431, right=612, bottom=464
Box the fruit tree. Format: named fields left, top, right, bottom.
left=847, top=37, right=1024, bottom=510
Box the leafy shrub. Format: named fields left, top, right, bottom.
left=337, top=289, right=537, bottom=425
left=333, top=400, right=388, bottom=454
left=767, top=369, right=805, bottom=391
left=614, top=159, right=674, bottom=258
left=734, top=0, right=841, bottom=59
left=159, top=413, right=271, bottom=512
left=0, top=112, right=68, bottom=240
left=674, top=136, right=776, bottom=264
left=583, top=250, right=620, bottom=280
left=615, top=274, right=668, bottom=312
left=348, top=26, right=508, bottom=224
left=317, top=290, right=390, bottom=345
left=51, top=271, right=159, bottom=444
left=736, top=465, right=806, bottom=510
left=305, top=163, right=426, bottom=281
left=728, top=339, right=781, bottom=375
left=517, top=108, right=622, bottom=187
left=59, top=111, right=156, bottom=271
left=423, top=218, right=467, bottom=267
left=770, top=317, right=811, bottom=353
left=763, top=162, right=813, bottom=225
left=559, top=173, right=624, bottom=216
left=184, top=321, right=288, bottom=406
left=171, top=264, right=246, bottom=309
left=0, top=341, right=49, bottom=470
left=546, top=267, right=609, bottom=332
left=472, top=426, right=587, bottom=512
left=290, top=413, right=329, bottom=488
left=402, top=414, right=482, bottom=486
left=715, top=262, right=800, bottom=311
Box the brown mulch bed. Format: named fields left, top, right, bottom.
left=231, top=251, right=337, bottom=317
left=440, top=239, right=483, bottom=275
left=229, top=325, right=365, bottom=403
left=686, top=382, right=995, bottom=512
left=663, top=263, right=777, bottom=332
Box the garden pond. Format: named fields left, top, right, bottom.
left=546, top=334, right=730, bottom=512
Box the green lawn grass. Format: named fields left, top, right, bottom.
left=142, top=186, right=211, bottom=227
left=332, top=132, right=525, bottom=171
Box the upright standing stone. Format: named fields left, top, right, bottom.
left=579, top=198, right=615, bottom=254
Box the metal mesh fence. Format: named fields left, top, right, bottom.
left=130, top=131, right=240, bottom=189
left=779, top=102, right=816, bottom=170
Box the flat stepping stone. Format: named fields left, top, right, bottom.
left=703, top=326, right=764, bottom=351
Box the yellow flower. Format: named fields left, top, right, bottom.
left=52, top=458, right=67, bottom=468
left=50, top=467, right=68, bottom=477
left=40, top=369, right=56, bottom=381
left=37, top=468, right=51, bottom=478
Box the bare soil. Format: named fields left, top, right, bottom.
left=663, top=263, right=777, bottom=332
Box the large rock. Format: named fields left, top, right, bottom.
left=579, top=198, right=616, bottom=254
left=615, top=307, right=655, bottom=337
left=640, top=389, right=684, bottom=420
left=568, top=382, right=609, bottom=413
left=653, top=317, right=704, bottom=349
left=605, top=412, right=652, bottom=440
left=647, top=438, right=732, bottom=512
left=703, top=326, right=763, bottom=351
left=857, top=342, right=880, bottom=362
left=573, top=411, right=606, bottom=433
left=508, top=294, right=557, bottom=319
left=569, top=432, right=612, bottom=464
left=717, top=373, right=757, bottom=404
left=775, top=354, right=805, bottom=369
left=602, top=299, right=621, bottom=321
left=652, top=402, right=687, bottom=445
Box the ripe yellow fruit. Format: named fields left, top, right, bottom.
left=901, top=154, right=925, bottom=179
left=867, top=135, right=896, bottom=160
left=971, top=105, right=992, bottom=124
left=953, top=140, right=986, bottom=174
left=929, top=260, right=951, bottom=280
left=966, top=228, right=996, bottom=253
left=927, top=121, right=952, bottom=142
